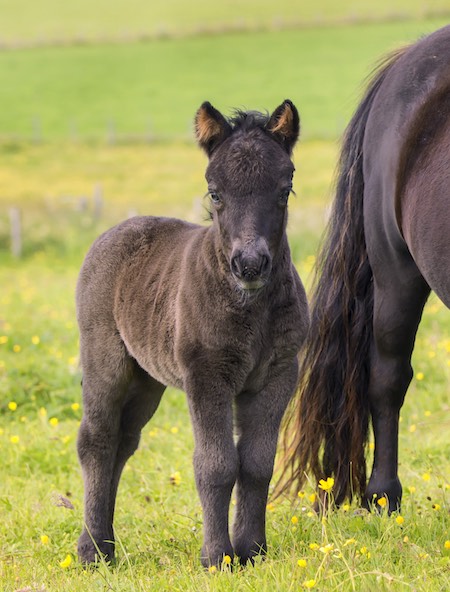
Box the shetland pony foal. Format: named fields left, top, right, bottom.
left=76, top=100, right=309, bottom=567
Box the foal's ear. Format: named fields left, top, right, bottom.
left=195, top=102, right=232, bottom=156
left=266, top=100, right=300, bottom=154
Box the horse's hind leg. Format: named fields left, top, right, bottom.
left=77, top=333, right=164, bottom=564
left=365, top=266, right=430, bottom=512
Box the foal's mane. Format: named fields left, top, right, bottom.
left=228, top=110, right=271, bottom=133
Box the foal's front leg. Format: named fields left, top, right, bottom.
left=232, top=360, right=298, bottom=564
left=184, top=375, right=238, bottom=568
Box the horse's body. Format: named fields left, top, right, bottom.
left=77, top=101, right=309, bottom=567
left=282, top=25, right=450, bottom=510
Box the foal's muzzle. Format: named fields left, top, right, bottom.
left=230, top=243, right=272, bottom=291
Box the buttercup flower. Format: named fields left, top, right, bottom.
left=318, top=477, right=334, bottom=491
left=8, top=401, right=17, bottom=411
left=59, top=554, right=72, bottom=568
left=170, top=471, right=181, bottom=486
left=297, top=558, right=307, bottom=568
left=377, top=496, right=387, bottom=508
left=302, top=579, right=316, bottom=589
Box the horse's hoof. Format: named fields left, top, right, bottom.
left=363, top=477, right=402, bottom=514
left=78, top=531, right=115, bottom=565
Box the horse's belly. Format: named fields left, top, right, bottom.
left=120, top=326, right=183, bottom=390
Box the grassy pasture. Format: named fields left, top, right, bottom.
left=0, top=0, right=448, bottom=43
left=0, top=8, right=449, bottom=592
left=0, top=19, right=448, bottom=141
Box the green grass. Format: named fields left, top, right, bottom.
left=0, top=0, right=448, bottom=43
left=0, top=18, right=448, bottom=141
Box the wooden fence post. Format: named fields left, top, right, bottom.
left=9, top=207, right=22, bottom=257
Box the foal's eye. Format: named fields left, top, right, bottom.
left=209, top=191, right=222, bottom=205
left=279, top=187, right=292, bottom=206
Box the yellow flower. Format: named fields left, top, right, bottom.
left=170, top=426, right=179, bottom=434
left=49, top=417, right=59, bottom=427
left=71, top=403, right=80, bottom=412
left=13, top=344, right=21, bottom=353
left=266, top=503, right=275, bottom=512
left=0, top=335, right=8, bottom=344
left=38, top=407, right=47, bottom=418
left=309, top=543, right=319, bottom=550
left=222, top=555, right=232, bottom=565
left=297, top=490, right=305, bottom=499
left=444, top=540, right=450, bottom=550
left=416, top=372, right=424, bottom=381
left=31, top=335, right=40, bottom=345
left=8, top=401, right=17, bottom=411
left=318, top=477, right=334, bottom=492
left=368, top=442, right=375, bottom=450
left=359, top=546, right=369, bottom=555
left=424, top=410, right=432, bottom=417
left=432, top=504, right=441, bottom=511
left=409, top=424, right=416, bottom=433
left=10, top=435, right=20, bottom=444
left=59, top=554, right=72, bottom=569
left=395, top=515, right=405, bottom=525
left=344, top=538, right=357, bottom=546
left=422, top=473, right=431, bottom=482
left=40, top=535, right=50, bottom=545
left=170, top=471, right=181, bottom=486
left=303, top=579, right=316, bottom=589
left=208, top=565, right=217, bottom=573
left=408, top=486, right=416, bottom=494
left=403, top=536, right=409, bottom=543
left=297, top=558, right=307, bottom=568
left=319, top=543, right=334, bottom=554
left=291, top=516, right=299, bottom=525
left=342, top=503, right=351, bottom=512
left=308, top=493, right=316, bottom=504
left=377, top=496, right=387, bottom=508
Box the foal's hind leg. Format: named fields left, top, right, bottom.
left=107, top=366, right=165, bottom=531
left=232, top=360, right=298, bottom=564
left=77, top=335, right=164, bottom=564
left=365, top=268, right=430, bottom=512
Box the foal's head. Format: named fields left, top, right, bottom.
left=195, top=100, right=300, bottom=293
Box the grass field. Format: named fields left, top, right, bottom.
left=0, top=5, right=449, bottom=591
left=0, top=19, right=448, bottom=141
left=1, top=0, right=448, bottom=43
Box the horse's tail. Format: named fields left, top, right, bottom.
left=277, top=49, right=407, bottom=504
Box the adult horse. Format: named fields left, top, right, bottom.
left=76, top=100, right=309, bottom=567
left=280, top=25, right=450, bottom=511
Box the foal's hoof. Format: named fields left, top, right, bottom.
left=78, top=530, right=115, bottom=565
left=201, top=544, right=235, bottom=570
left=234, top=539, right=267, bottom=566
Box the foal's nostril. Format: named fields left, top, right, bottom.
left=260, top=255, right=270, bottom=275
left=231, top=255, right=241, bottom=277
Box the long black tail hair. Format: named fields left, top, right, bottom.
left=277, top=47, right=408, bottom=503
